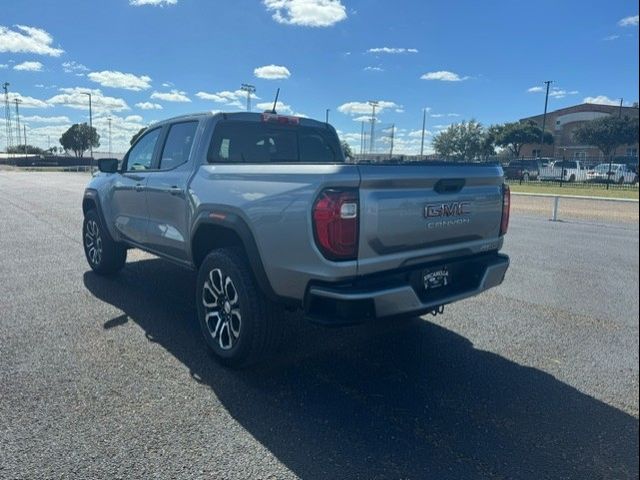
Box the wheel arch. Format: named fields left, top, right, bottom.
left=191, top=211, right=297, bottom=307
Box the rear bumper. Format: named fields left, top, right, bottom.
left=304, top=253, right=509, bottom=325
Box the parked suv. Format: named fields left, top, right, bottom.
left=503, top=159, right=543, bottom=181
left=82, top=112, right=510, bottom=367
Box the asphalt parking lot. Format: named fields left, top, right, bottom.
left=1, top=172, right=638, bottom=480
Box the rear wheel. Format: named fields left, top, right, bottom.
left=83, top=209, right=126, bottom=275
left=569, top=174, right=576, bottom=182
left=196, top=248, right=283, bottom=368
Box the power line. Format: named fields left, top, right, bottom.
left=240, top=84, right=256, bottom=112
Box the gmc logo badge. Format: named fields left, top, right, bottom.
left=425, top=202, right=471, bottom=218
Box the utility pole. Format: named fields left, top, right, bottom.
left=368, top=100, right=378, bottom=154
left=23, top=125, right=27, bottom=157
left=108, top=117, right=112, bottom=157
left=240, top=83, right=256, bottom=112
left=81, top=92, right=93, bottom=171
left=360, top=121, right=365, bottom=156
left=389, top=124, right=395, bottom=159
left=3, top=82, right=13, bottom=154
left=14, top=98, right=22, bottom=148
left=618, top=98, right=623, bottom=118
left=420, top=108, right=427, bottom=159
left=537, top=80, right=553, bottom=158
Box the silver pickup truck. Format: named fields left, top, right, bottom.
left=82, top=112, right=510, bottom=367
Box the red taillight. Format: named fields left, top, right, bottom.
left=500, top=184, right=510, bottom=236
left=312, top=189, right=359, bottom=261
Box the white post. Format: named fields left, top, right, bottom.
left=552, top=196, right=560, bottom=221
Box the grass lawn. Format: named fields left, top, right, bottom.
left=509, top=182, right=639, bottom=200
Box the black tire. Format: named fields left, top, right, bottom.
left=196, top=247, right=283, bottom=368
left=82, top=209, right=127, bottom=275
left=569, top=174, right=576, bottom=183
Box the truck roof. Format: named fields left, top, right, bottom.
left=149, top=111, right=329, bottom=129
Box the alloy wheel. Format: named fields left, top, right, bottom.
left=84, top=220, right=103, bottom=266
left=202, top=268, right=242, bottom=350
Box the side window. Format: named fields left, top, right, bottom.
left=159, top=121, right=198, bottom=170
left=126, top=128, right=161, bottom=171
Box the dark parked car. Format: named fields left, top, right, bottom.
left=503, top=159, right=544, bottom=181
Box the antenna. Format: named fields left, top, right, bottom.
left=270, top=88, right=280, bottom=114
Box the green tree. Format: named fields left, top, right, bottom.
left=341, top=140, right=354, bottom=160
left=432, top=120, right=489, bottom=161
left=493, top=121, right=553, bottom=157
left=8, top=145, right=44, bottom=154
left=130, top=127, right=147, bottom=146
left=59, top=123, right=100, bottom=158
left=573, top=116, right=639, bottom=159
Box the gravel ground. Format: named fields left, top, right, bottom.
left=1, top=172, right=638, bottom=480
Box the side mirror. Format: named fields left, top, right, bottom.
left=98, top=158, right=119, bottom=173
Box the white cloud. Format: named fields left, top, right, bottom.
left=364, top=66, right=384, bottom=72
left=150, top=89, right=191, bottom=102
left=420, top=71, right=468, bottom=82
left=196, top=89, right=260, bottom=109
left=129, top=0, right=177, bottom=6
left=0, top=25, right=64, bottom=56
left=353, top=115, right=379, bottom=123
left=13, top=61, right=43, bottom=71
left=337, top=100, right=400, bottom=116
left=135, top=101, right=163, bottom=110
left=161, top=82, right=174, bottom=87
left=618, top=15, right=639, bottom=27
left=528, top=85, right=578, bottom=98
left=367, top=47, right=418, bottom=54
left=583, top=95, right=620, bottom=106
left=256, top=100, right=293, bottom=114
left=48, top=87, right=130, bottom=112
left=88, top=70, right=152, bottom=91
left=91, top=113, right=148, bottom=153
left=407, top=129, right=433, bottom=138
left=0, top=63, right=8, bottom=69
left=62, top=61, right=89, bottom=73
left=603, top=34, right=620, bottom=41
left=11, top=92, right=49, bottom=109
left=264, top=0, right=347, bottom=27
left=254, top=64, right=291, bottom=79
left=125, top=115, right=144, bottom=122
left=22, top=115, right=70, bottom=123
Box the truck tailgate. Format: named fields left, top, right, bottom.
left=356, top=164, right=505, bottom=275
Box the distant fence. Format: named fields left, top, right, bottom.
left=0, top=155, right=92, bottom=167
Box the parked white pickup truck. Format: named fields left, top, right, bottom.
left=586, top=163, right=639, bottom=184
left=539, top=160, right=588, bottom=182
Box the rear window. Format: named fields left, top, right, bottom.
left=555, top=161, right=577, bottom=169
left=207, top=121, right=342, bottom=163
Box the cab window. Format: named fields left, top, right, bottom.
left=125, top=128, right=161, bottom=171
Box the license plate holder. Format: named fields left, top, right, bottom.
left=423, top=267, right=450, bottom=291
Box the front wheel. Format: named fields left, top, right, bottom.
left=196, top=248, right=283, bottom=368
left=83, top=209, right=126, bottom=275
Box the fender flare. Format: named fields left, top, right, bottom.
left=191, top=208, right=297, bottom=306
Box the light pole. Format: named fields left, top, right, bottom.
left=108, top=116, right=112, bottom=157
left=368, top=100, right=378, bottom=154
left=81, top=92, right=93, bottom=171
left=420, top=107, right=427, bottom=159
left=14, top=98, right=22, bottom=147
left=538, top=80, right=553, bottom=158
left=240, top=84, right=256, bottom=112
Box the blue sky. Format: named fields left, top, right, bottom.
left=1, top=0, right=638, bottom=153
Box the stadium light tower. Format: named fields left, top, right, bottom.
left=368, top=100, right=379, bottom=154
left=3, top=82, right=14, bottom=153
left=240, top=84, right=256, bottom=112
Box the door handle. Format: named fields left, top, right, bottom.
left=168, top=186, right=182, bottom=196
left=134, top=183, right=145, bottom=192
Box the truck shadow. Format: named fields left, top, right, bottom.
left=84, top=259, right=639, bottom=480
